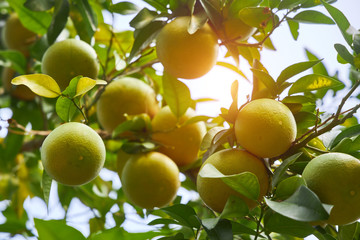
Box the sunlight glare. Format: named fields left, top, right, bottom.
left=184, top=56, right=252, bottom=117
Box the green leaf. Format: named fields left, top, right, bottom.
left=148, top=218, right=179, bottom=226
left=24, top=0, right=55, bottom=11
left=339, top=222, right=358, bottom=240
left=265, top=185, right=332, bottom=222
left=288, top=74, right=344, bottom=95
left=354, top=33, right=360, bottom=54
left=330, top=124, right=360, bottom=148
left=216, top=61, right=248, bottom=81
left=9, top=0, right=52, bottom=34
left=56, top=96, right=80, bottom=122
left=0, top=205, right=28, bottom=234
left=47, top=0, right=70, bottom=45
left=2, top=133, right=24, bottom=168
left=160, top=204, right=201, bottom=229
left=321, top=0, right=352, bottom=46
left=220, top=195, right=249, bottom=219
left=183, top=115, right=211, bottom=126
left=0, top=50, right=27, bottom=74
left=129, top=8, right=158, bottom=29
left=294, top=111, right=317, bottom=131
left=264, top=211, right=314, bottom=238
left=305, top=49, right=329, bottom=76
left=251, top=68, right=276, bottom=96
left=188, top=11, right=208, bottom=34
left=109, top=1, right=139, bottom=15
left=35, top=219, right=86, bottom=240
left=334, top=43, right=354, bottom=65
left=142, top=0, right=168, bottom=13
left=292, top=10, right=335, bottom=24
left=278, top=0, right=307, bottom=10
left=112, top=114, right=150, bottom=138
left=198, top=0, right=223, bottom=30
left=157, top=233, right=186, bottom=240
left=239, top=7, right=273, bottom=29
left=277, top=59, right=322, bottom=85
left=272, top=153, right=302, bottom=188
left=128, top=20, right=164, bottom=62
left=202, top=218, right=233, bottom=240
left=74, top=77, right=106, bottom=97
left=231, top=221, right=257, bottom=235
left=70, top=0, right=97, bottom=43
left=276, top=175, right=306, bottom=200
left=287, top=19, right=299, bottom=40
left=11, top=74, right=61, bottom=98
left=42, top=170, right=53, bottom=208
left=200, top=126, right=226, bottom=151
left=331, top=136, right=360, bottom=155
left=89, top=227, right=162, bottom=240
left=228, top=0, right=263, bottom=18
left=199, top=163, right=260, bottom=201
left=162, top=73, right=192, bottom=118
left=121, top=141, right=156, bottom=154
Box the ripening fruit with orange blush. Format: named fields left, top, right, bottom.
left=235, top=98, right=297, bottom=158
left=156, top=16, right=219, bottom=79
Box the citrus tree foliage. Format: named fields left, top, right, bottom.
left=0, top=0, right=360, bottom=239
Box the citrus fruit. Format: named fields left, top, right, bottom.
left=121, top=151, right=180, bottom=209
left=96, top=77, right=159, bottom=132
left=2, top=67, right=36, bottom=101
left=151, top=106, right=206, bottom=167
left=220, top=18, right=256, bottom=42
left=116, top=149, right=133, bottom=180
left=235, top=98, right=297, bottom=158
left=41, top=39, right=99, bottom=91
left=156, top=16, right=219, bottom=79
left=302, top=152, right=360, bottom=225
left=41, top=122, right=106, bottom=186
left=2, top=13, right=37, bottom=56
left=197, top=148, right=269, bottom=212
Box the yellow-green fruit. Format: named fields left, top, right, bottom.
left=235, top=98, right=297, bottom=158
left=2, top=67, right=35, bottom=101
left=221, top=18, right=256, bottom=42
left=41, top=39, right=99, bottom=91
left=116, top=149, right=133, bottom=179
left=151, top=106, right=206, bottom=167
left=121, top=151, right=180, bottom=209
left=156, top=16, right=219, bottom=79
left=96, top=77, right=159, bottom=132
left=302, top=152, right=360, bottom=225
left=197, top=148, right=269, bottom=212
left=2, top=13, right=37, bottom=56
left=41, top=122, right=106, bottom=186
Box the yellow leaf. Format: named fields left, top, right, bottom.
left=74, top=77, right=107, bottom=98
left=11, top=74, right=61, bottom=98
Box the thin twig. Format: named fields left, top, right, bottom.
left=7, top=119, right=51, bottom=136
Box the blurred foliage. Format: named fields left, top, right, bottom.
left=0, top=0, right=359, bottom=239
